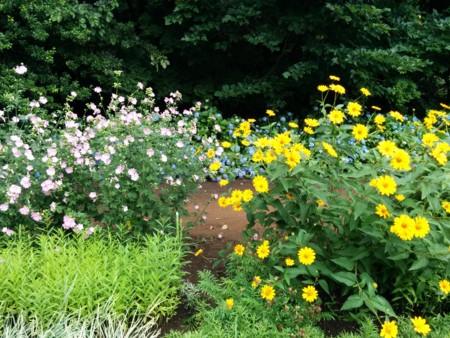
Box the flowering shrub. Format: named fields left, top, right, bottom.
left=0, top=66, right=206, bottom=235
left=219, top=77, right=450, bottom=330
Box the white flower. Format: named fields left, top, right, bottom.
left=14, top=63, right=27, bottom=75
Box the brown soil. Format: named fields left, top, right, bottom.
left=159, top=179, right=358, bottom=337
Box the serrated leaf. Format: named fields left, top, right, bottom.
left=409, top=257, right=429, bottom=271
left=333, top=271, right=357, bottom=287
left=341, top=294, right=364, bottom=310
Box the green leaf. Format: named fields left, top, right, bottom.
left=318, top=279, right=330, bottom=295
left=341, top=294, right=364, bottom=311
left=409, top=257, right=429, bottom=271
left=331, top=257, right=355, bottom=271
left=332, top=271, right=357, bottom=287
left=371, top=295, right=396, bottom=316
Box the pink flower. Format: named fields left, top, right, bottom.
left=46, top=167, right=56, bottom=176
left=89, top=192, right=97, bottom=201
left=66, top=167, right=73, bottom=174
left=176, top=141, right=185, bottom=148
left=62, top=215, right=76, bottom=229
left=161, top=154, right=168, bottom=162
left=19, top=206, right=30, bottom=215
left=94, top=87, right=102, bottom=93
left=50, top=202, right=57, bottom=212
left=14, top=63, right=27, bottom=75
left=73, top=224, right=84, bottom=233
left=115, top=165, right=125, bottom=175
left=128, top=168, right=139, bottom=181
left=39, top=96, right=48, bottom=104
left=31, top=212, right=42, bottom=222
left=114, top=183, right=120, bottom=189
left=0, top=204, right=9, bottom=212
left=2, top=227, right=14, bottom=236
left=20, top=176, right=31, bottom=189
left=146, top=149, right=155, bottom=157
left=41, top=179, right=57, bottom=195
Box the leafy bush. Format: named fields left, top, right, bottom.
left=218, top=77, right=450, bottom=334
left=0, top=67, right=206, bottom=236
left=0, top=225, right=184, bottom=327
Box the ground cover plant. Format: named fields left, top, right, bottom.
left=215, top=77, right=450, bottom=336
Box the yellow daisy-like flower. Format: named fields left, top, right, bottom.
left=242, top=189, right=254, bottom=203
left=395, top=194, right=405, bottom=202
left=360, top=87, right=371, bottom=96
left=377, top=140, right=397, bottom=158
left=298, top=247, right=316, bottom=265
left=206, top=148, right=215, bottom=158
left=288, top=122, right=299, bottom=128
left=253, top=175, right=269, bottom=193
left=194, top=249, right=203, bottom=257
left=209, top=161, right=221, bottom=171
left=317, top=199, right=326, bottom=207
left=241, top=139, right=251, bottom=146
left=231, top=189, right=243, bottom=201
left=329, top=75, right=340, bottom=81
left=347, top=101, right=362, bottom=117
left=317, top=85, right=329, bottom=92
left=225, top=298, right=234, bottom=310
left=374, top=114, right=386, bottom=124
left=439, top=279, right=450, bottom=295
left=376, top=175, right=397, bottom=196
left=252, top=149, right=264, bottom=162
left=261, top=285, right=276, bottom=301
left=221, top=141, right=231, bottom=148
left=390, top=149, right=411, bottom=171
left=322, top=141, right=338, bottom=158
left=251, top=276, right=262, bottom=288
left=285, top=257, right=295, bottom=266
left=256, top=242, right=270, bottom=259
left=380, top=320, right=398, bottom=338
left=304, top=126, right=314, bottom=134
left=328, top=109, right=345, bottom=124
left=302, top=285, right=318, bottom=303
left=352, top=124, right=369, bottom=141
left=254, top=137, right=270, bottom=148
left=304, top=118, right=320, bottom=127
left=266, top=109, right=276, bottom=117
left=372, top=105, right=382, bottom=111
left=411, top=316, right=431, bottom=336
left=234, top=244, right=245, bottom=256
left=389, top=110, right=404, bottom=122
left=264, top=150, right=277, bottom=164
left=232, top=201, right=243, bottom=212
left=329, top=84, right=346, bottom=95
left=375, top=204, right=390, bottom=219
left=274, top=131, right=291, bottom=147
left=442, top=201, right=450, bottom=213
left=422, top=133, right=439, bottom=148
left=413, top=216, right=430, bottom=238
left=218, top=196, right=229, bottom=208
left=219, top=179, right=229, bottom=187
left=390, top=214, right=415, bottom=241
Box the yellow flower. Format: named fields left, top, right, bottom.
left=390, top=214, right=415, bottom=241
left=440, top=102, right=450, bottom=109
left=375, top=204, right=390, bottom=219
left=288, top=122, right=299, bottom=128
left=352, top=124, right=369, bottom=141
left=206, top=148, right=215, bottom=158
left=225, top=298, right=234, bottom=310
left=274, top=131, right=291, bottom=147
left=209, top=161, right=221, bottom=171
left=439, top=279, right=450, bottom=295
left=302, top=285, right=318, bottom=303
left=395, top=194, right=405, bottom=202
left=221, top=141, right=232, bottom=148
left=264, top=150, right=277, bottom=164
left=322, top=141, right=338, bottom=158
left=242, top=189, right=254, bottom=203
left=256, top=242, right=270, bottom=259
left=252, top=150, right=264, bottom=162
left=218, top=196, right=229, bottom=208
left=241, top=139, right=251, bottom=146
left=285, top=257, right=295, bottom=266
left=252, top=276, right=262, bottom=288
left=266, top=109, right=276, bottom=117
left=317, top=199, right=326, bottom=207
left=371, top=105, right=382, bottom=111
left=347, top=101, right=362, bottom=117
left=194, top=249, right=203, bottom=257
left=376, top=175, right=397, bottom=196
left=317, top=85, right=329, bottom=92
left=380, top=320, right=398, bottom=338
left=442, top=201, right=450, bottom=213
left=374, top=114, right=386, bottom=124
left=304, top=118, right=320, bottom=127
left=239, top=121, right=251, bottom=131
left=328, top=109, right=345, bottom=124
left=234, top=244, right=245, bottom=256
left=413, top=216, right=430, bottom=238
left=422, top=133, right=439, bottom=147
left=329, top=84, right=346, bottom=95
left=253, top=175, right=269, bottom=193
left=261, top=285, right=276, bottom=301
left=304, top=127, right=314, bottom=135
left=411, top=316, right=431, bottom=336
left=389, top=110, right=404, bottom=122
left=390, top=149, right=411, bottom=171
left=231, top=189, right=243, bottom=202
left=377, top=140, right=397, bottom=158
left=247, top=118, right=256, bottom=123
left=360, top=87, right=371, bottom=96
left=254, top=137, right=270, bottom=148
left=329, top=75, right=340, bottom=81
left=298, top=247, right=316, bottom=265
left=219, top=179, right=229, bottom=187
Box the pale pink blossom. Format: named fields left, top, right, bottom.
left=0, top=204, right=9, bottom=212
left=2, top=227, right=14, bottom=236
left=50, top=202, right=57, bottom=212
left=31, top=212, right=42, bottom=222
left=14, top=63, right=27, bottom=75
left=73, top=224, right=84, bottom=233
left=39, top=96, right=48, bottom=104
left=89, top=192, right=97, bottom=201
left=20, top=176, right=31, bottom=189
left=46, top=167, right=56, bottom=176
left=147, top=149, right=155, bottom=157
left=94, top=86, right=102, bottom=93
left=62, top=215, right=76, bottom=229
left=161, top=154, right=168, bottom=162
left=19, top=206, right=30, bottom=215
left=66, top=167, right=73, bottom=174
left=128, top=168, right=139, bottom=181
left=176, top=141, right=184, bottom=148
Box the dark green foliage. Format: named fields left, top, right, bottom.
left=1, top=0, right=449, bottom=117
